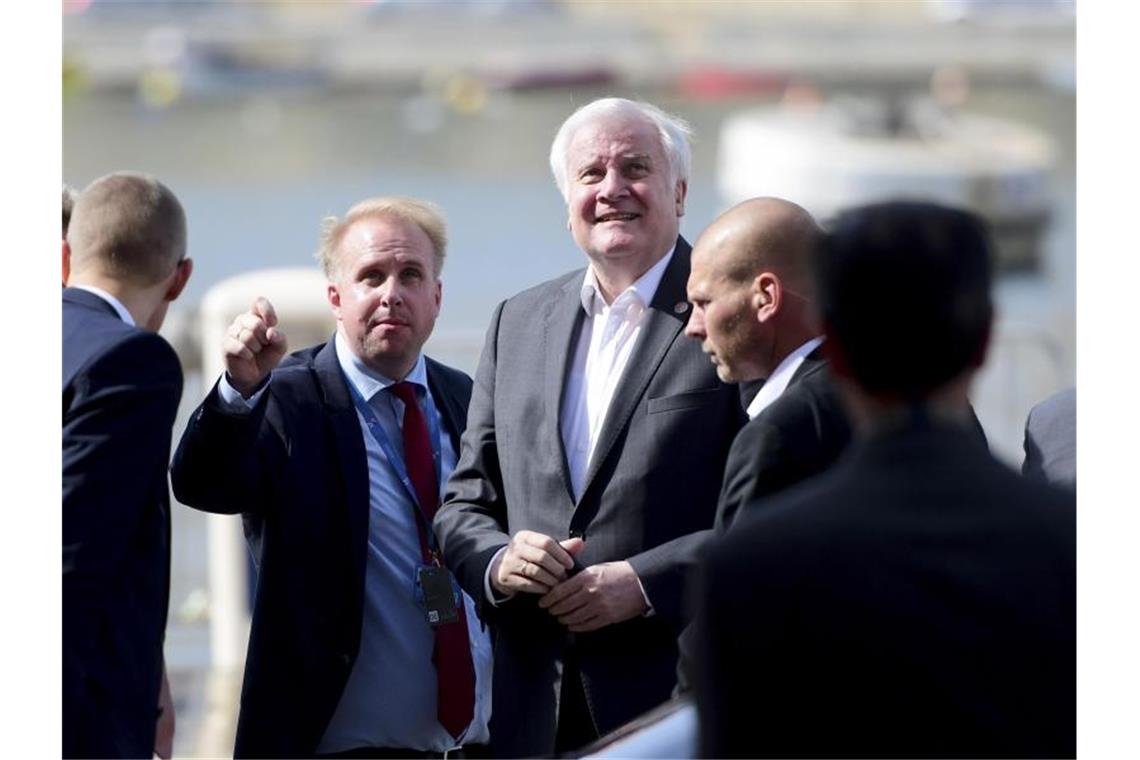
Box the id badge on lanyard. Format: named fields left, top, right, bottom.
left=347, top=381, right=462, bottom=627
left=415, top=563, right=461, bottom=626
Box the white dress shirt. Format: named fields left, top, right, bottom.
left=745, top=336, right=825, bottom=420
left=561, top=248, right=675, bottom=500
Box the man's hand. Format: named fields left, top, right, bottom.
left=538, top=560, right=648, bottom=633
left=223, top=297, right=287, bottom=397
left=490, top=532, right=583, bottom=596
left=154, top=664, right=174, bottom=759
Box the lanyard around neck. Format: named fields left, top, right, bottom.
left=346, top=378, right=445, bottom=555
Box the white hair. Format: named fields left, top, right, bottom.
left=549, top=97, right=693, bottom=202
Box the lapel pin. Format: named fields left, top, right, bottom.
left=674, top=301, right=690, bottom=314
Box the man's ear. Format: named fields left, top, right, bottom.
left=675, top=179, right=688, bottom=217
left=164, top=258, right=193, bottom=302
left=327, top=282, right=343, bottom=320
left=62, top=240, right=71, bottom=287
left=752, top=272, right=781, bottom=323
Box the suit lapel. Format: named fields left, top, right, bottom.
left=312, top=339, right=372, bottom=586
left=579, top=237, right=692, bottom=503
left=546, top=275, right=587, bottom=504
left=426, top=357, right=464, bottom=451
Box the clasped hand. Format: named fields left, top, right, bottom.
left=490, top=530, right=647, bottom=632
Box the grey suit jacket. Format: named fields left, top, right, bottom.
left=1023, top=386, right=1076, bottom=488
left=434, top=238, right=745, bottom=756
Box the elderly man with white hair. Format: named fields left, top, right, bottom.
left=434, top=98, right=745, bottom=756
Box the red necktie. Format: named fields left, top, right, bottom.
left=391, top=381, right=476, bottom=740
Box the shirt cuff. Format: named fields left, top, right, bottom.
left=636, top=574, right=655, bottom=617
left=217, top=373, right=269, bottom=413
left=483, top=546, right=514, bottom=606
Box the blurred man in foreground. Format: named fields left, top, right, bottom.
left=692, top=201, right=1076, bottom=758
left=63, top=171, right=193, bottom=758
left=172, top=197, right=491, bottom=758
left=434, top=98, right=744, bottom=756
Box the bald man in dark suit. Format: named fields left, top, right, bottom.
left=684, top=197, right=850, bottom=534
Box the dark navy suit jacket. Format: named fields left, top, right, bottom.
left=170, top=339, right=472, bottom=758
left=63, top=287, right=180, bottom=758
left=693, top=424, right=1076, bottom=758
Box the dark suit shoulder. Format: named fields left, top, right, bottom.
left=712, top=458, right=841, bottom=563
left=275, top=342, right=326, bottom=373
left=716, top=367, right=850, bottom=530
left=756, top=366, right=848, bottom=442
left=63, top=297, right=133, bottom=346
left=107, top=330, right=181, bottom=385
left=425, top=355, right=473, bottom=390
left=722, top=428, right=1073, bottom=568
left=261, top=343, right=332, bottom=400
left=64, top=300, right=180, bottom=388
left=426, top=355, right=474, bottom=432
left=65, top=326, right=182, bottom=403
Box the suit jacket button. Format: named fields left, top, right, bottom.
left=340, top=653, right=351, bottom=666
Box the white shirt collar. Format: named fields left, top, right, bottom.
left=73, top=284, right=135, bottom=326
left=334, top=330, right=427, bottom=403
left=579, top=244, right=676, bottom=316
left=746, top=336, right=825, bottom=420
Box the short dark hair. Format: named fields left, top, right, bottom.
left=816, top=201, right=994, bottom=398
